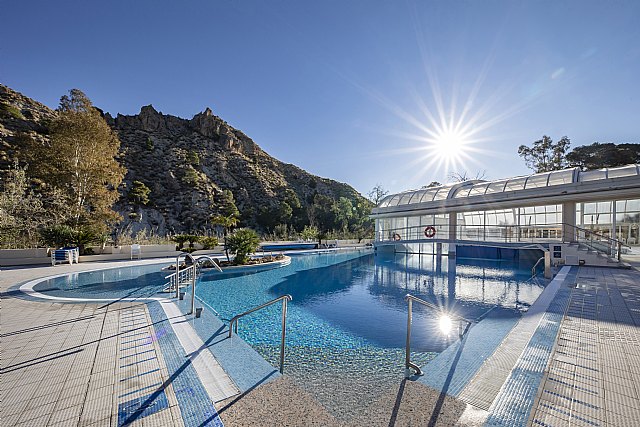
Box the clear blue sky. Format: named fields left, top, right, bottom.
left=2, top=1, right=639, bottom=196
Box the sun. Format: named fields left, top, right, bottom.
left=433, top=130, right=467, bottom=161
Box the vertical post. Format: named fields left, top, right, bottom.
left=280, top=298, right=288, bottom=374
left=612, top=200, right=617, bottom=256
left=405, top=298, right=412, bottom=378
left=190, top=267, right=196, bottom=315
left=562, top=201, right=577, bottom=243
left=175, top=255, right=181, bottom=298
left=448, top=213, right=457, bottom=258
left=618, top=242, right=622, bottom=262
left=544, top=251, right=552, bottom=279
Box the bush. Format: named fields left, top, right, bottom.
left=40, top=225, right=75, bottom=248
left=172, top=234, right=190, bottom=250
left=201, top=236, right=219, bottom=250
left=0, top=103, right=24, bottom=120
left=226, top=228, right=260, bottom=265
left=39, top=225, right=98, bottom=254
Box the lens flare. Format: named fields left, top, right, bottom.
left=439, top=315, right=453, bottom=335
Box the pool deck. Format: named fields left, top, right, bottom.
left=2, top=258, right=640, bottom=426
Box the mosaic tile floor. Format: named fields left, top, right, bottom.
left=529, top=267, right=640, bottom=427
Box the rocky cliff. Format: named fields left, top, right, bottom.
left=0, top=84, right=366, bottom=235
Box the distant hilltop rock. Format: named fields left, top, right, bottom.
left=0, top=84, right=365, bottom=235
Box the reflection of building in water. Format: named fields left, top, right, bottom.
left=371, top=165, right=640, bottom=259
left=372, top=253, right=544, bottom=311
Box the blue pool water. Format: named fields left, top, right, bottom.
left=196, top=250, right=545, bottom=417
left=199, top=250, right=542, bottom=352
left=34, top=250, right=546, bottom=419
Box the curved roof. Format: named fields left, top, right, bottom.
left=376, top=164, right=640, bottom=210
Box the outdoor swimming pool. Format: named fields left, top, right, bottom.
left=31, top=249, right=546, bottom=419
left=197, top=249, right=545, bottom=417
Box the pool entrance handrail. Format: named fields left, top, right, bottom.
left=168, top=253, right=225, bottom=315
left=228, top=294, right=293, bottom=374
left=404, top=294, right=474, bottom=378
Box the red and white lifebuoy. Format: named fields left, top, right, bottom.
left=392, top=233, right=402, bottom=241
left=424, top=226, right=436, bottom=238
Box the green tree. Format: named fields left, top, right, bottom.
left=300, top=225, right=319, bottom=241
left=334, top=197, right=354, bottom=233
left=278, top=188, right=302, bottom=228
left=309, top=194, right=337, bottom=238
left=0, top=162, right=47, bottom=248
left=24, top=89, right=125, bottom=232
left=218, top=189, right=240, bottom=218
left=350, top=200, right=374, bottom=242
left=566, top=142, right=640, bottom=170
left=211, top=214, right=239, bottom=262
left=145, top=136, right=154, bottom=150
left=226, top=228, right=261, bottom=265
left=128, top=181, right=151, bottom=205
left=518, top=135, right=571, bottom=173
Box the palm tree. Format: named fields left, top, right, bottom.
left=211, top=214, right=239, bottom=262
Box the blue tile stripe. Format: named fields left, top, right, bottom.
left=117, top=389, right=169, bottom=426
left=484, top=268, right=575, bottom=427
left=145, top=301, right=224, bottom=427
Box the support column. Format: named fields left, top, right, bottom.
left=562, top=201, right=577, bottom=243
left=448, top=213, right=457, bottom=257
left=612, top=200, right=617, bottom=241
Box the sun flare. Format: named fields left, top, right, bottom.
left=432, top=130, right=468, bottom=161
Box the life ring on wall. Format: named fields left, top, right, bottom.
left=392, top=233, right=402, bottom=241
left=424, top=226, right=436, bottom=238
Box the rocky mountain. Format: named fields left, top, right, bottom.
left=0, top=84, right=367, bottom=235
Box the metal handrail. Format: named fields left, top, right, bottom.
left=566, top=223, right=629, bottom=261
left=404, top=294, right=473, bottom=378
left=228, top=294, right=293, bottom=374
left=531, top=256, right=545, bottom=276
left=175, top=253, right=196, bottom=299
left=195, top=255, right=224, bottom=273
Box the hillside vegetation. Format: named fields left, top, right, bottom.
left=0, top=84, right=373, bottom=248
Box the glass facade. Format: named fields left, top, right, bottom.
left=375, top=199, right=640, bottom=246
left=374, top=165, right=640, bottom=248
left=578, top=199, right=640, bottom=245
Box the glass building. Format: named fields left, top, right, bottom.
left=371, top=164, right=640, bottom=255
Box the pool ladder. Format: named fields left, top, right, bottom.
left=166, top=253, right=223, bottom=316
left=228, top=294, right=293, bottom=374
left=404, top=294, right=474, bottom=378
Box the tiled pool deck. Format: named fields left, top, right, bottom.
left=2, top=258, right=640, bottom=426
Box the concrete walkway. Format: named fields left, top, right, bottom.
left=0, top=261, right=228, bottom=427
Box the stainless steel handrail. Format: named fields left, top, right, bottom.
left=228, top=294, right=293, bottom=374
left=190, top=255, right=223, bottom=315
left=175, top=252, right=197, bottom=299
left=531, top=256, right=545, bottom=276
left=404, top=294, right=473, bottom=378
left=195, top=255, right=224, bottom=273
